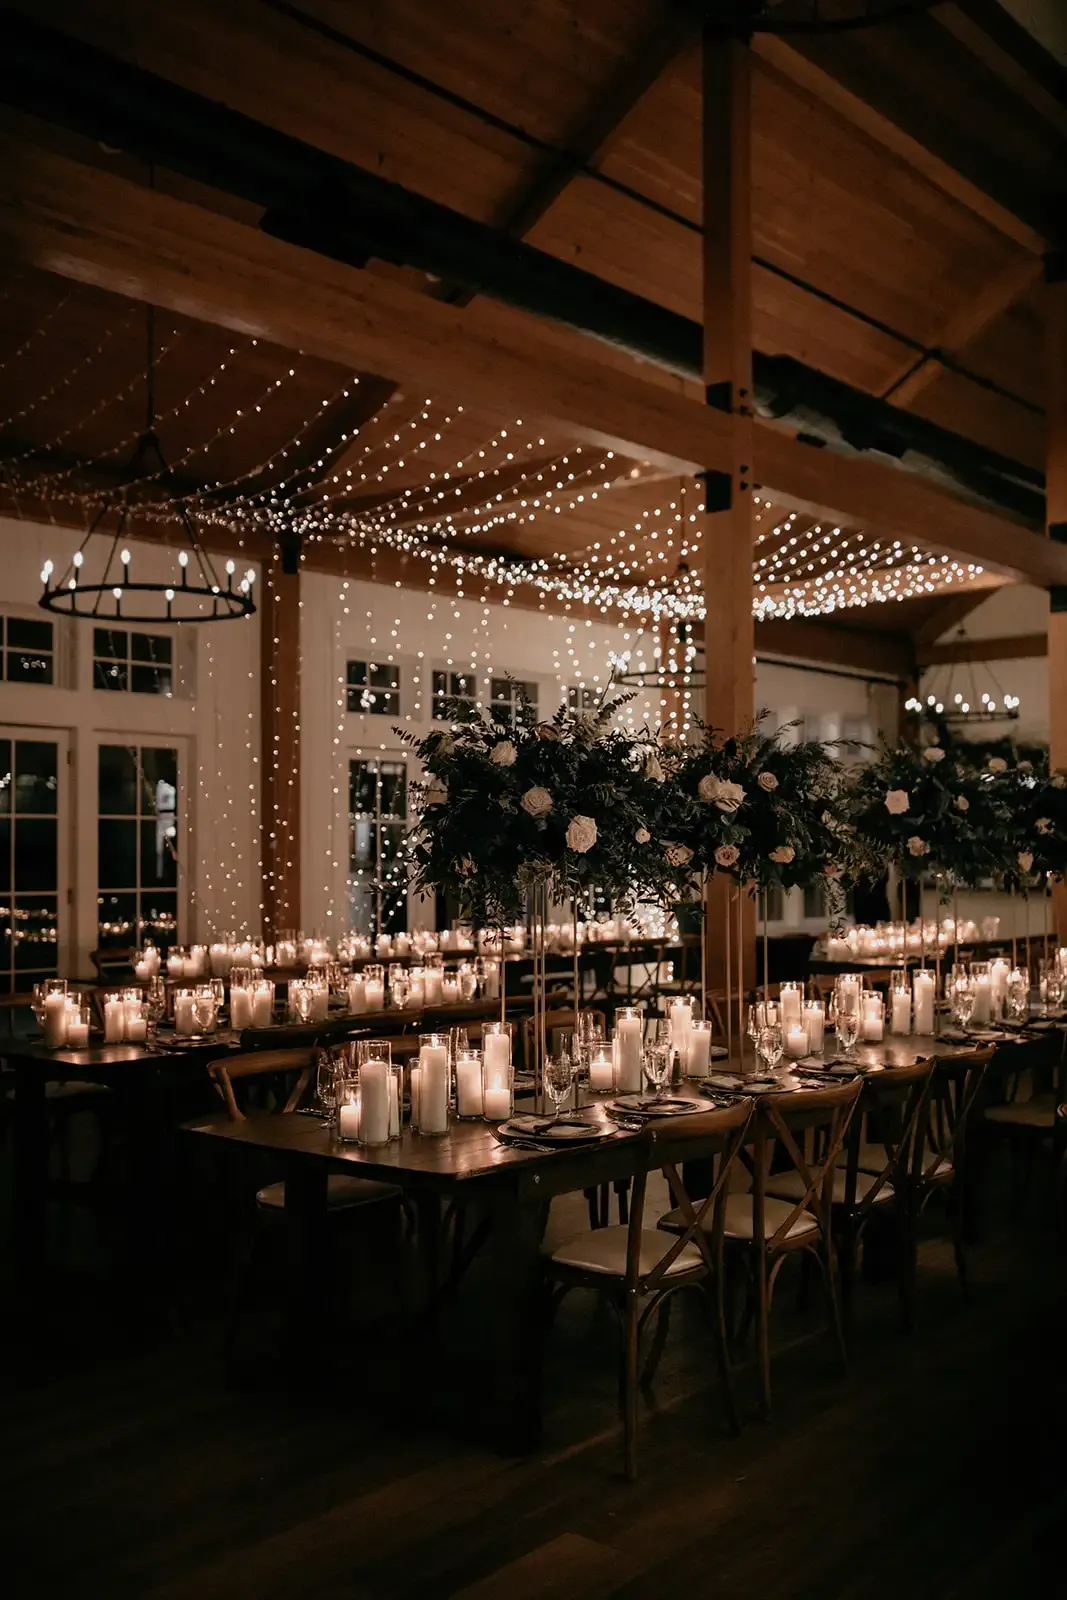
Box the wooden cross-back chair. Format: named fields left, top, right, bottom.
left=520, top=1008, right=606, bottom=1073
left=210, top=1047, right=316, bottom=1122
left=767, top=1059, right=936, bottom=1334
left=980, top=1031, right=1067, bottom=1218
left=906, top=1045, right=995, bottom=1294
left=544, top=1100, right=753, bottom=1480
left=726, top=1080, right=864, bottom=1418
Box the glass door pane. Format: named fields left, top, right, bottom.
left=347, top=757, right=408, bottom=939
left=0, top=732, right=62, bottom=992
left=97, top=742, right=179, bottom=954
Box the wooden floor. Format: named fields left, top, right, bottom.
left=2, top=1169, right=1065, bottom=1600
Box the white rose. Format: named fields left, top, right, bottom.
left=642, top=751, right=664, bottom=783
left=715, top=844, right=739, bottom=868
left=1036, top=817, right=1051, bottom=835
left=924, top=747, right=945, bottom=763
left=521, top=786, right=553, bottom=817
left=634, top=826, right=651, bottom=845
left=988, top=757, right=1008, bottom=774
left=956, top=795, right=970, bottom=812
left=769, top=845, right=795, bottom=865
left=1018, top=851, right=1034, bottom=873
left=424, top=778, right=448, bottom=807
left=665, top=842, right=693, bottom=868
left=757, top=771, right=779, bottom=791
left=435, top=733, right=455, bottom=757
left=565, top=815, right=597, bottom=854
left=885, top=789, right=910, bottom=815
left=1053, top=774, right=1067, bottom=790
left=906, top=835, right=929, bottom=857
left=698, top=774, right=745, bottom=813
left=489, top=740, right=517, bottom=766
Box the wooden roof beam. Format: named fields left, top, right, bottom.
left=910, top=585, right=996, bottom=646
left=917, top=630, right=1047, bottom=666
left=754, top=617, right=913, bottom=680
left=4, top=139, right=1067, bottom=590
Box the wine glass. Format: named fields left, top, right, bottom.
left=1006, top=972, right=1029, bottom=1024
left=1040, top=959, right=1063, bottom=1015
left=643, top=1043, right=672, bottom=1102
left=192, top=989, right=218, bottom=1036
left=756, top=1023, right=784, bottom=1076
left=544, top=1048, right=575, bottom=1124
left=952, top=975, right=976, bottom=1031
left=835, top=1006, right=860, bottom=1059
left=145, top=975, right=167, bottom=1034
left=315, top=1047, right=345, bottom=1120
left=391, top=969, right=411, bottom=1010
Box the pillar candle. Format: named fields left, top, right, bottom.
left=990, top=960, right=1009, bottom=1019
left=913, top=972, right=936, bottom=1034
left=424, top=970, right=443, bottom=1006
left=103, top=997, right=126, bottom=1044
left=455, top=1056, right=483, bottom=1117
left=669, top=998, right=692, bottom=1074
left=483, top=1074, right=511, bottom=1120
left=365, top=979, right=385, bottom=1012
left=395, top=933, right=411, bottom=958
left=971, top=975, right=992, bottom=1025
left=338, top=1094, right=361, bottom=1141
left=310, top=987, right=329, bottom=1023
left=803, top=1003, right=825, bottom=1054
left=861, top=995, right=884, bottom=1043
left=388, top=1073, right=400, bottom=1138
left=614, top=1016, right=643, bottom=1093
left=779, top=984, right=803, bottom=1030
left=347, top=976, right=367, bottom=1014
left=66, top=1018, right=89, bottom=1049
left=359, top=1060, right=391, bottom=1145
left=786, top=1024, right=810, bottom=1059
left=483, top=1032, right=511, bottom=1081
left=890, top=988, right=911, bottom=1035
left=409, top=1066, right=420, bottom=1125
left=167, top=952, right=184, bottom=980
left=687, top=1027, right=713, bottom=1078
left=589, top=1049, right=614, bottom=1092
left=134, top=957, right=151, bottom=980
left=417, top=1044, right=449, bottom=1133
left=441, top=977, right=459, bottom=1003
left=482, top=965, right=500, bottom=1001
left=251, top=984, right=273, bottom=1028
left=230, top=986, right=253, bottom=1030
left=43, top=992, right=69, bottom=1049
left=375, top=935, right=392, bottom=959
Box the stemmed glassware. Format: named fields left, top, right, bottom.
left=1039, top=958, right=1064, bottom=1016
left=544, top=1046, right=575, bottom=1124
left=834, top=1006, right=860, bottom=1059
left=756, top=1022, right=785, bottom=1077
left=643, top=1043, right=672, bottom=1101
left=145, top=975, right=167, bottom=1035
left=951, top=974, right=976, bottom=1031
left=315, top=1046, right=345, bottom=1121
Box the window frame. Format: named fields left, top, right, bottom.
left=490, top=675, right=539, bottom=726
left=0, top=609, right=58, bottom=689
left=431, top=667, right=480, bottom=725
left=91, top=623, right=176, bottom=698
left=94, top=736, right=184, bottom=957
left=346, top=658, right=402, bottom=718
left=0, top=725, right=69, bottom=993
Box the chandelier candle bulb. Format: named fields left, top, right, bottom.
left=803, top=1001, right=825, bottom=1054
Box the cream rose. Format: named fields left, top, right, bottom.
left=521, top=785, right=553, bottom=817
left=698, top=774, right=745, bottom=813
left=565, top=815, right=597, bottom=853
left=490, top=739, right=517, bottom=766
left=1018, top=851, right=1034, bottom=873
left=885, top=789, right=910, bottom=815
left=824, top=864, right=842, bottom=879
left=923, top=746, right=945, bottom=763
left=988, top=757, right=1008, bottom=774
left=665, top=842, right=693, bottom=868
left=769, top=845, right=795, bottom=865
left=757, top=771, right=779, bottom=791
left=956, top=795, right=970, bottom=812
left=642, top=751, right=665, bottom=783
left=906, top=835, right=929, bottom=857
left=714, top=843, right=739, bottom=868
left=634, top=826, right=651, bottom=845
left=1036, top=817, right=1051, bottom=835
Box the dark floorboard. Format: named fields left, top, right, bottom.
left=1, top=1170, right=1064, bottom=1600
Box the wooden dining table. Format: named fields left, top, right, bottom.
left=180, top=1029, right=1001, bottom=1452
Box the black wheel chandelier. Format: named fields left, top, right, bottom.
left=39, top=305, right=256, bottom=625
left=906, top=629, right=1021, bottom=727
left=713, top=0, right=943, bottom=34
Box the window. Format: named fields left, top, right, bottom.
left=567, top=686, right=599, bottom=712
left=0, top=615, right=54, bottom=685
left=803, top=881, right=826, bottom=921
left=98, top=744, right=179, bottom=953
left=432, top=670, right=478, bottom=723
left=93, top=628, right=173, bottom=695
left=491, top=677, right=538, bottom=726
left=348, top=758, right=408, bottom=938
left=0, top=735, right=60, bottom=992
left=347, top=660, right=400, bottom=716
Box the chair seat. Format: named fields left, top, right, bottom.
left=547, top=1224, right=704, bottom=1280
left=256, top=1174, right=402, bottom=1211
left=854, top=1142, right=954, bottom=1180
left=661, top=1193, right=820, bottom=1243
left=765, top=1166, right=895, bottom=1207
left=983, top=1096, right=1057, bottom=1129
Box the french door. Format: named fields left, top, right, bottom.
left=0, top=727, right=68, bottom=993
left=347, top=755, right=408, bottom=938
left=96, top=739, right=182, bottom=956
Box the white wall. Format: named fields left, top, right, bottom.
left=0, top=518, right=260, bottom=972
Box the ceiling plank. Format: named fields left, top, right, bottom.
left=754, top=616, right=912, bottom=679
left=880, top=254, right=1043, bottom=405
left=754, top=34, right=1047, bottom=254
left=910, top=585, right=995, bottom=645
left=917, top=630, right=1047, bottom=666
left=3, top=137, right=1065, bottom=589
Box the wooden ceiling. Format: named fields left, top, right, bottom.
left=0, top=0, right=1062, bottom=662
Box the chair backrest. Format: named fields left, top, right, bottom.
left=844, top=1057, right=936, bottom=1209
left=625, top=1101, right=754, bottom=1294
left=753, top=1079, right=865, bottom=1252
left=927, top=1046, right=995, bottom=1175
left=521, top=1008, right=606, bottom=1070
left=209, top=1047, right=317, bottom=1122
left=237, top=1015, right=364, bottom=1052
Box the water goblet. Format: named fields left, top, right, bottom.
left=952, top=975, right=976, bottom=1031
left=643, top=1043, right=672, bottom=1101
left=544, top=1049, right=575, bottom=1124
left=834, top=1007, right=860, bottom=1059
left=756, top=1023, right=784, bottom=1076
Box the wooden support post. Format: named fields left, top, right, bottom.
left=260, top=555, right=302, bottom=940
left=700, top=31, right=757, bottom=1010
left=1047, top=256, right=1067, bottom=943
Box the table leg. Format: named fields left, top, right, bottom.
left=283, top=1158, right=330, bottom=1359
left=487, top=1184, right=548, bottom=1454
left=13, top=1062, right=49, bottom=1295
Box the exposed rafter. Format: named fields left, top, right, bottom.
left=917, top=631, right=1047, bottom=666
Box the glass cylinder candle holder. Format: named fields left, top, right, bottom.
left=440, top=966, right=460, bottom=1004
left=229, top=967, right=254, bottom=1031
left=412, top=1032, right=451, bottom=1135
left=784, top=1019, right=810, bottom=1059
left=587, top=1040, right=615, bottom=1094
left=347, top=970, right=368, bottom=1014
left=337, top=1039, right=400, bottom=1146
left=423, top=952, right=445, bottom=1006
left=968, top=960, right=992, bottom=1025
left=889, top=975, right=911, bottom=1035
left=102, top=989, right=128, bottom=1044
left=480, top=1021, right=514, bottom=1121
left=39, top=978, right=69, bottom=1049
left=363, top=964, right=386, bottom=1012
left=474, top=955, right=500, bottom=1001
left=778, top=981, right=804, bottom=1031
left=166, top=945, right=187, bottom=981
left=686, top=1019, right=714, bottom=1078
left=1006, top=967, right=1029, bottom=1023
left=173, top=986, right=197, bottom=1037
left=612, top=1005, right=645, bottom=1094
left=457, top=961, right=478, bottom=1001
left=306, top=972, right=330, bottom=1023
left=193, top=985, right=219, bottom=1035
left=248, top=979, right=274, bottom=1028
left=123, top=990, right=148, bottom=1043
left=287, top=979, right=312, bottom=1024
left=912, top=968, right=937, bottom=1035
left=834, top=972, right=863, bottom=1020
left=802, top=1000, right=826, bottom=1055
left=65, top=1001, right=91, bottom=1050
left=989, top=958, right=1010, bottom=1020
left=454, top=1047, right=484, bottom=1119
left=861, top=990, right=884, bottom=1042
left=667, top=994, right=695, bottom=1075
left=275, top=931, right=298, bottom=969
left=184, top=944, right=207, bottom=980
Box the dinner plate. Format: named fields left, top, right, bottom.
left=498, top=1118, right=615, bottom=1145
left=610, top=1094, right=717, bottom=1117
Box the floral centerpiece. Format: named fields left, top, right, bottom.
left=397, top=689, right=679, bottom=927
left=985, top=754, right=1067, bottom=891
